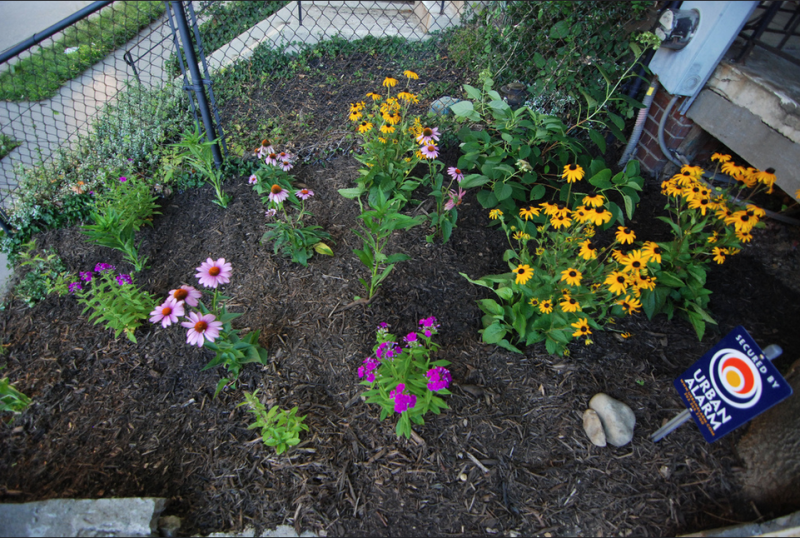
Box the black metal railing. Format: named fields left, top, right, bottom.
left=735, top=0, right=800, bottom=67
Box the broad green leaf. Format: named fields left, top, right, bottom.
left=589, top=129, right=606, bottom=154
left=482, top=323, right=507, bottom=344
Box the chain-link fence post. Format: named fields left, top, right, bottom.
left=170, top=1, right=222, bottom=168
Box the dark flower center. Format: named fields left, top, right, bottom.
left=427, top=145, right=435, bottom=152
left=569, top=271, right=577, bottom=277
left=173, top=289, right=188, bottom=301
left=423, top=128, right=432, bottom=136
left=268, top=153, right=277, bottom=159
left=569, top=164, right=577, bottom=171
left=632, top=261, right=641, bottom=268
left=741, top=215, right=750, bottom=222
left=262, top=139, right=270, bottom=146
left=162, top=307, right=172, bottom=316
left=617, top=276, right=626, bottom=283
left=654, top=247, right=663, bottom=254
left=194, top=321, right=208, bottom=332
left=569, top=298, right=577, bottom=305
left=209, top=267, right=221, bottom=276
left=766, top=167, right=775, bottom=174
left=623, top=228, right=630, bottom=234
left=581, top=326, right=588, bottom=332
left=271, top=184, right=282, bottom=194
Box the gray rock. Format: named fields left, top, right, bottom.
left=159, top=515, right=182, bottom=537
left=429, top=96, right=461, bottom=116
left=0, top=497, right=167, bottom=537
left=589, top=393, right=636, bottom=447
left=582, top=408, right=607, bottom=447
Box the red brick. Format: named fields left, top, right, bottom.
left=653, top=88, right=673, bottom=109
left=640, top=150, right=662, bottom=173
left=667, top=125, right=692, bottom=140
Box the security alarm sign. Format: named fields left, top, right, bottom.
left=674, top=326, right=792, bottom=443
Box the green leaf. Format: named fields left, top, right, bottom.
left=314, top=242, right=334, bottom=256
left=550, top=20, right=570, bottom=39
left=459, top=174, right=489, bottom=189
left=530, top=184, right=545, bottom=201
left=338, top=187, right=364, bottom=199
left=658, top=271, right=686, bottom=288
left=386, top=253, right=411, bottom=264
left=588, top=129, right=606, bottom=154
left=495, top=287, right=513, bottom=301
left=588, top=169, right=612, bottom=189
left=496, top=339, right=523, bottom=354
left=623, top=195, right=634, bottom=220
left=580, top=89, right=598, bottom=110
left=494, top=182, right=513, bottom=201
left=450, top=100, right=479, bottom=121
left=482, top=323, right=507, bottom=344
left=478, top=299, right=504, bottom=316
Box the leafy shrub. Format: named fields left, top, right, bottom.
left=239, top=390, right=308, bottom=455
left=0, top=368, right=32, bottom=416
left=13, top=239, right=70, bottom=307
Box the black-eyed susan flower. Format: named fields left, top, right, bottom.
left=513, top=231, right=531, bottom=241
left=620, top=332, right=633, bottom=339
left=562, top=164, right=585, bottom=183
left=519, top=206, right=540, bottom=220
left=615, top=226, right=636, bottom=245
left=621, top=250, right=648, bottom=273
left=571, top=318, right=591, bottom=337
left=711, top=153, right=731, bottom=163
left=681, top=164, right=704, bottom=178
left=550, top=215, right=572, bottom=229
left=688, top=196, right=712, bottom=215
left=746, top=204, right=766, bottom=218
left=579, top=239, right=597, bottom=260
left=641, top=241, right=662, bottom=264
left=728, top=247, right=741, bottom=255
left=512, top=264, right=533, bottom=285
left=672, top=169, right=696, bottom=186
left=560, top=296, right=582, bottom=313
left=662, top=179, right=683, bottom=197
left=380, top=124, right=395, bottom=134
left=538, top=299, right=554, bottom=314
left=403, top=70, right=419, bottom=80
left=683, top=184, right=703, bottom=201
left=584, top=224, right=596, bottom=238
left=529, top=297, right=539, bottom=307
left=592, top=209, right=613, bottom=226
left=397, top=91, right=418, bottom=103
left=560, top=268, right=582, bottom=287
left=489, top=209, right=503, bottom=220
left=383, top=111, right=402, bottom=125
left=754, top=168, right=777, bottom=193
left=552, top=203, right=571, bottom=219
left=712, top=246, right=727, bottom=264
left=617, top=295, right=642, bottom=315
left=605, top=270, right=629, bottom=295
left=573, top=206, right=590, bottom=224
left=725, top=210, right=757, bottom=232
left=582, top=194, right=605, bottom=207
left=736, top=230, right=753, bottom=243
left=540, top=201, right=558, bottom=216
left=611, top=249, right=626, bottom=262
left=349, top=110, right=363, bottom=122
left=716, top=206, right=733, bottom=221
left=366, top=92, right=381, bottom=101
left=358, top=121, right=373, bottom=133
left=383, top=76, right=398, bottom=88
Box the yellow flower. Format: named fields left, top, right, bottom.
left=519, top=206, right=541, bottom=220
left=641, top=241, right=662, bottom=264
left=560, top=296, right=582, bottom=313
left=672, top=170, right=696, bottom=186
left=605, top=271, right=629, bottom=295
left=380, top=124, right=395, bottom=134
left=796, top=188, right=800, bottom=200
left=688, top=196, right=712, bottom=215
left=662, top=179, right=683, bottom=197
left=579, top=239, right=597, bottom=260
left=582, top=194, right=605, bottom=207
left=680, top=164, right=705, bottom=178
left=620, top=332, right=633, bottom=339
left=716, top=206, right=733, bottom=221
left=513, top=231, right=531, bottom=241
left=489, top=209, right=503, bottom=220
left=621, top=250, right=648, bottom=273
left=583, top=225, right=596, bottom=238
left=403, top=70, right=419, bottom=80
left=728, top=247, right=741, bottom=255
left=711, top=153, right=731, bottom=163
left=712, top=246, right=726, bottom=264
left=571, top=318, right=591, bottom=337
left=366, top=92, right=382, bottom=101
left=611, top=249, right=625, bottom=262
left=540, top=201, right=558, bottom=216
left=512, top=264, right=533, bottom=285
left=592, top=209, right=613, bottom=226
left=707, top=231, right=719, bottom=244
left=562, top=164, right=585, bottom=183
left=746, top=204, right=766, bottom=218
left=735, top=230, right=753, bottom=243
left=383, top=111, right=401, bottom=125
left=615, top=226, right=636, bottom=245
left=725, top=210, right=757, bottom=233
left=378, top=137, right=387, bottom=144
left=560, top=268, right=582, bottom=287
left=535, top=247, right=545, bottom=256
left=349, top=111, right=363, bottom=122
left=350, top=101, right=364, bottom=112
left=753, top=168, right=777, bottom=193
left=358, top=121, right=373, bottom=133
left=573, top=207, right=591, bottom=224
left=397, top=91, right=418, bottom=103
left=538, top=299, right=554, bottom=314
left=529, top=298, right=539, bottom=307
left=550, top=215, right=572, bottom=230
left=383, top=77, right=398, bottom=88
left=617, top=295, right=642, bottom=315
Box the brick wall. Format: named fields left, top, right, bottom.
left=634, top=86, right=695, bottom=175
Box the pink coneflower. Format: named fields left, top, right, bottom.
left=420, top=144, right=439, bottom=159
left=169, top=285, right=202, bottom=307
left=444, top=187, right=465, bottom=211
left=248, top=174, right=258, bottom=185
left=278, top=151, right=292, bottom=162
left=196, top=258, right=232, bottom=289
left=265, top=153, right=278, bottom=166
left=416, top=126, right=440, bottom=145
left=181, top=311, right=223, bottom=347
left=447, top=167, right=464, bottom=182
left=149, top=297, right=185, bottom=328
left=295, top=188, right=314, bottom=200
left=265, top=208, right=277, bottom=218
left=269, top=184, right=289, bottom=203
left=280, top=160, right=293, bottom=172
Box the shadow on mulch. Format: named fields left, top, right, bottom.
left=1, top=152, right=800, bottom=537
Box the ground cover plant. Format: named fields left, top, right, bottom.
left=0, top=1, right=165, bottom=102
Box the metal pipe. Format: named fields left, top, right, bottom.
left=658, top=94, right=688, bottom=168
left=170, top=1, right=222, bottom=168
left=618, top=78, right=660, bottom=167
left=0, top=1, right=112, bottom=66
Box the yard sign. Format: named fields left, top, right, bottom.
left=674, top=326, right=792, bottom=443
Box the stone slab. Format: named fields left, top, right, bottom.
left=0, top=497, right=167, bottom=537
left=680, top=508, right=800, bottom=537
left=686, top=88, right=800, bottom=196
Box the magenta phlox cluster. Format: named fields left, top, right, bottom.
left=426, top=366, right=452, bottom=392
left=68, top=282, right=82, bottom=294
left=419, top=316, right=440, bottom=337
left=376, top=341, right=401, bottom=361
left=79, top=271, right=93, bottom=282
left=404, top=332, right=421, bottom=347
left=94, top=263, right=115, bottom=272
left=389, top=383, right=417, bottom=414
left=116, top=274, right=133, bottom=286
left=358, top=357, right=381, bottom=382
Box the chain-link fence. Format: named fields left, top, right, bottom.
left=0, top=0, right=652, bottom=236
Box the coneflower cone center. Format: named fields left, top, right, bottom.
left=162, top=307, right=172, bottom=316
left=209, top=267, right=221, bottom=276
left=194, top=321, right=208, bottom=332
left=423, top=128, right=432, bottom=136
left=271, top=184, right=282, bottom=194
left=173, top=289, right=188, bottom=300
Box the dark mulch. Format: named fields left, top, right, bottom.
left=2, top=150, right=800, bottom=537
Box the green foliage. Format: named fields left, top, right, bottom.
left=445, top=1, right=651, bottom=117
left=239, top=390, right=308, bottom=455
left=0, top=1, right=165, bottom=101
left=170, top=127, right=230, bottom=208
left=0, top=367, right=32, bottom=416
left=14, top=239, right=70, bottom=306
left=80, top=176, right=159, bottom=272
left=3, top=83, right=190, bottom=257
left=350, top=190, right=424, bottom=300
left=75, top=268, right=156, bottom=343
left=359, top=322, right=451, bottom=439
left=0, top=134, right=21, bottom=161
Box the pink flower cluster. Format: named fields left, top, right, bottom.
left=425, top=366, right=451, bottom=392
left=419, top=316, right=440, bottom=337
left=265, top=150, right=295, bottom=172
left=358, top=357, right=380, bottom=382
left=389, top=383, right=417, bottom=413
left=149, top=257, right=232, bottom=347
left=376, top=341, right=401, bottom=361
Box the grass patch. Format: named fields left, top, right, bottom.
left=0, top=1, right=165, bottom=102
left=0, top=134, right=21, bottom=160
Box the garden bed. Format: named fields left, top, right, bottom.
left=1, top=150, right=800, bottom=537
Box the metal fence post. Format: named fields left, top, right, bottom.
left=170, top=1, right=223, bottom=168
